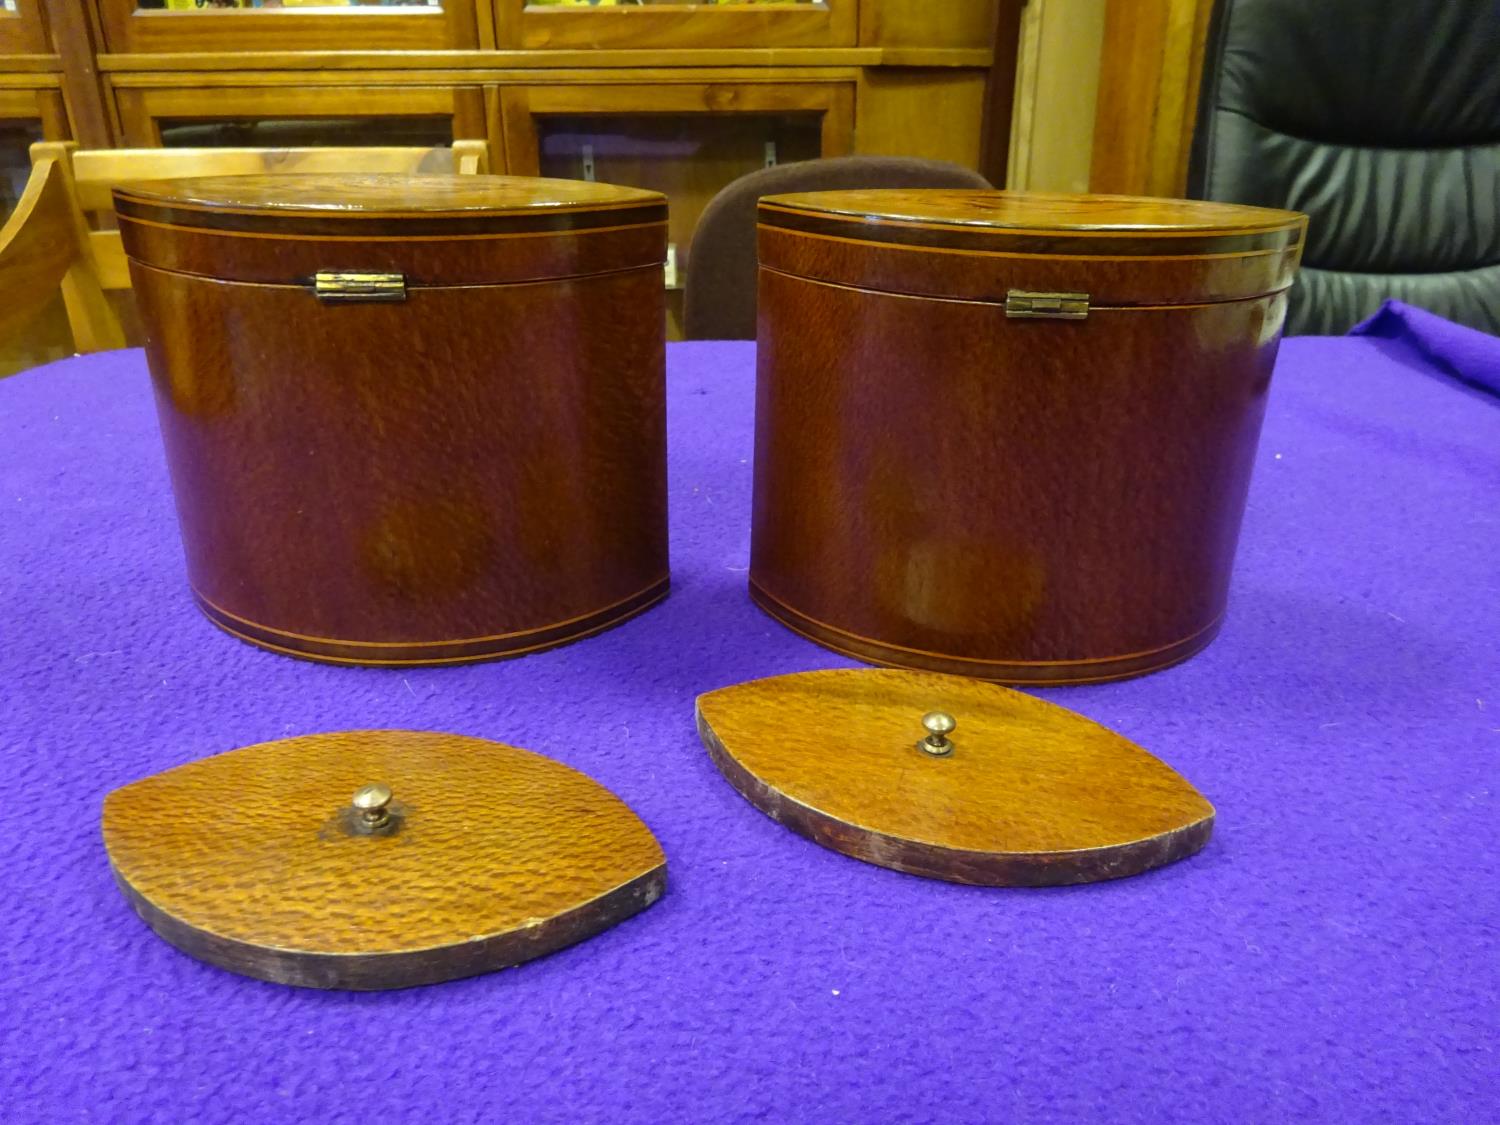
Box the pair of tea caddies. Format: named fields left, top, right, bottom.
left=101, top=172, right=1307, bottom=989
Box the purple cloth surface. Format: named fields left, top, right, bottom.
left=1351, top=298, right=1500, bottom=398
left=1, top=339, right=1496, bottom=1123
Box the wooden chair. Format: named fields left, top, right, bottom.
left=20, top=138, right=490, bottom=354
left=0, top=147, right=119, bottom=355
left=682, top=156, right=992, bottom=340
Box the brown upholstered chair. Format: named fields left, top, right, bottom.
left=682, top=156, right=993, bottom=341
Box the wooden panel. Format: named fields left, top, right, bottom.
left=104, top=64, right=863, bottom=87
left=1007, top=0, right=1106, bottom=193
left=0, top=84, right=68, bottom=138
left=858, top=0, right=996, bottom=48
left=94, top=47, right=882, bottom=70
left=854, top=66, right=987, bottom=170
left=96, top=0, right=478, bottom=55
left=0, top=53, right=61, bottom=71
left=0, top=0, right=53, bottom=54
left=1090, top=0, right=1213, bottom=197
left=40, top=0, right=113, bottom=146
left=977, top=0, right=1023, bottom=185
left=500, top=0, right=856, bottom=51
left=37, top=86, right=69, bottom=138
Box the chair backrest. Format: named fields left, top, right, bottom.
left=51, top=139, right=489, bottom=298
left=682, top=156, right=993, bottom=341
left=0, top=149, right=122, bottom=354
left=1187, top=0, right=1500, bottom=335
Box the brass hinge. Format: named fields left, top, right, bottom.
left=1005, top=290, right=1090, bottom=320
left=312, top=270, right=407, bottom=304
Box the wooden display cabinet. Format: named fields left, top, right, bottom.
left=96, top=0, right=479, bottom=55
left=499, top=0, right=855, bottom=51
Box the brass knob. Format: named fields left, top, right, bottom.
left=917, top=712, right=956, bottom=757
left=351, top=783, right=393, bottom=830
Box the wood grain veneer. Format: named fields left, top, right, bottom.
left=102, top=730, right=667, bottom=989
left=697, top=668, right=1214, bottom=885
left=119, top=173, right=669, bottom=665
left=751, top=189, right=1306, bottom=684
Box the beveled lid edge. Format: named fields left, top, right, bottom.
left=112, top=174, right=668, bottom=241
left=113, top=173, right=666, bottom=215
left=760, top=189, right=1306, bottom=235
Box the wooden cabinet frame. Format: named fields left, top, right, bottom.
left=497, top=0, right=855, bottom=51
left=96, top=0, right=479, bottom=55
left=0, top=82, right=70, bottom=136
left=494, top=78, right=854, bottom=175
left=110, top=76, right=486, bottom=145
left=0, top=0, right=53, bottom=54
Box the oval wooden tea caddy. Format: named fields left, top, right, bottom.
left=751, top=189, right=1307, bottom=684
left=117, top=174, right=671, bottom=667
left=696, top=669, right=1214, bottom=886
left=101, top=730, right=666, bottom=990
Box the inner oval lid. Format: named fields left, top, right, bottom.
left=697, top=668, right=1215, bottom=887
left=102, top=729, right=667, bottom=990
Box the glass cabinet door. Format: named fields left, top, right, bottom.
left=499, top=81, right=853, bottom=336
left=98, top=0, right=478, bottom=53
left=113, top=83, right=485, bottom=148
left=497, top=0, right=854, bottom=50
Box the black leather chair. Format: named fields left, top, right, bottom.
left=1188, top=0, right=1500, bottom=335
left=683, top=156, right=992, bottom=341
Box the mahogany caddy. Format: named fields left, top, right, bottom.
left=752, top=190, right=1307, bottom=684
left=118, top=174, right=669, bottom=665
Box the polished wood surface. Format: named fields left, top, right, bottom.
left=858, top=0, right=996, bottom=49
left=37, top=142, right=487, bottom=349
left=752, top=189, right=1304, bottom=684
left=763, top=188, right=1304, bottom=236
left=1090, top=0, right=1214, bottom=198
left=499, top=0, right=857, bottom=52
left=697, top=669, right=1214, bottom=885
left=75, top=142, right=491, bottom=212
left=853, top=67, right=988, bottom=170
left=115, top=168, right=655, bottom=217
left=103, top=730, right=667, bottom=989
left=123, top=173, right=668, bottom=665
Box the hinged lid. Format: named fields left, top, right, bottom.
left=115, top=174, right=668, bottom=287
left=758, top=189, right=1307, bottom=307
left=696, top=669, right=1214, bottom=886
left=101, top=730, right=666, bottom=990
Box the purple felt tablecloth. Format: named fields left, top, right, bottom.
left=1, top=335, right=1496, bottom=1123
